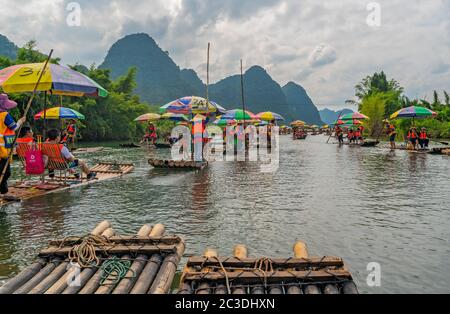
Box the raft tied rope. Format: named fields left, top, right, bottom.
left=100, top=256, right=134, bottom=285
left=64, top=234, right=111, bottom=268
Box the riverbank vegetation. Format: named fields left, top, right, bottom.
left=348, top=71, right=450, bottom=139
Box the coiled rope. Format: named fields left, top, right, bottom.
left=63, top=234, right=111, bottom=268
left=99, top=256, right=134, bottom=285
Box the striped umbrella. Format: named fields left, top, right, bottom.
left=221, top=109, right=257, bottom=121
left=0, top=63, right=108, bottom=97
left=34, top=107, right=85, bottom=120
left=256, top=111, right=285, bottom=121
left=134, top=113, right=161, bottom=122
left=161, top=113, right=189, bottom=122
left=340, top=112, right=369, bottom=120
left=161, top=96, right=224, bottom=114
left=390, top=106, right=437, bottom=119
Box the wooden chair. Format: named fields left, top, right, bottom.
left=41, top=143, right=81, bottom=182
left=15, top=142, right=46, bottom=182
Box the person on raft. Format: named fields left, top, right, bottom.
left=419, top=127, right=429, bottom=149
left=62, top=119, right=77, bottom=147
left=335, top=126, right=344, bottom=144
left=46, top=129, right=97, bottom=180
left=407, top=127, right=419, bottom=150
left=386, top=122, right=397, bottom=149
left=0, top=94, right=26, bottom=199
left=141, top=122, right=157, bottom=145
left=17, top=126, right=34, bottom=144
left=347, top=129, right=354, bottom=144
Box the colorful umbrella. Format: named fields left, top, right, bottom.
left=290, top=120, right=306, bottom=127
left=191, top=114, right=207, bottom=122
left=213, top=118, right=237, bottom=126
left=0, top=63, right=108, bottom=97
left=340, top=112, right=369, bottom=120
left=162, top=96, right=223, bottom=114
left=221, top=109, right=257, bottom=121
left=134, top=113, right=161, bottom=122
left=390, top=106, right=437, bottom=120
left=161, top=113, right=188, bottom=122
left=332, top=119, right=362, bottom=126
left=34, top=107, right=85, bottom=120
left=256, top=111, right=285, bottom=121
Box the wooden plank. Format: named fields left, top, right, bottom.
left=183, top=270, right=352, bottom=283
left=39, top=244, right=178, bottom=257
left=48, top=236, right=182, bottom=247
left=186, top=256, right=344, bottom=269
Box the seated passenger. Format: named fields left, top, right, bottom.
left=46, top=129, right=97, bottom=180
left=16, top=126, right=34, bottom=144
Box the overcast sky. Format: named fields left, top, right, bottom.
left=1, top=0, right=449, bottom=109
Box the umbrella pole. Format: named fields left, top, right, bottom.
left=43, top=91, right=47, bottom=140
left=240, top=60, right=246, bottom=126
left=0, top=49, right=53, bottom=189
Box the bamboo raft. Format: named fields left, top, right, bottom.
left=0, top=162, right=134, bottom=206
left=148, top=158, right=208, bottom=170
left=0, top=221, right=185, bottom=294
left=72, top=147, right=105, bottom=154
left=178, top=241, right=358, bottom=295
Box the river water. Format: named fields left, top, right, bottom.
left=0, top=135, right=449, bottom=294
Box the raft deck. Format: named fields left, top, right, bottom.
left=178, top=242, right=358, bottom=295
left=0, top=162, right=134, bottom=206
left=0, top=221, right=185, bottom=294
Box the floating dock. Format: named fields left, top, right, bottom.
left=178, top=242, right=358, bottom=295
left=0, top=221, right=185, bottom=294
left=0, top=162, right=134, bottom=206
left=148, top=158, right=208, bottom=170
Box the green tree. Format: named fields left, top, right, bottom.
left=359, top=92, right=388, bottom=137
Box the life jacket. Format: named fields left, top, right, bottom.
left=419, top=132, right=427, bottom=140
left=408, top=131, right=417, bottom=139
left=16, top=137, right=34, bottom=144
left=66, top=124, right=76, bottom=136
left=355, top=131, right=361, bottom=137
left=0, top=112, right=16, bottom=159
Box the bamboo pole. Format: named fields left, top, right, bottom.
left=196, top=248, right=217, bottom=295
left=293, top=241, right=321, bottom=294
left=0, top=259, right=46, bottom=294
left=13, top=260, right=61, bottom=294
left=63, top=223, right=116, bottom=294
left=232, top=245, right=247, bottom=294
left=148, top=240, right=185, bottom=294
left=323, top=284, right=340, bottom=294
left=342, top=281, right=359, bottom=294
left=28, top=262, right=69, bottom=294
left=112, top=224, right=166, bottom=294
left=45, top=224, right=116, bottom=294
left=129, top=255, right=164, bottom=294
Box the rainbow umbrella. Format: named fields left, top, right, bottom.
left=34, top=107, right=85, bottom=120
left=332, top=119, right=362, bottom=126
left=256, top=111, right=285, bottom=121
left=161, top=112, right=188, bottom=122
left=390, top=106, right=437, bottom=120
left=134, top=113, right=161, bottom=122
left=340, top=112, right=369, bottom=120
left=0, top=63, right=108, bottom=97
left=213, top=118, right=237, bottom=126
left=221, top=109, right=257, bottom=121
left=162, top=96, right=223, bottom=114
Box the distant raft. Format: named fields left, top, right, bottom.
left=0, top=221, right=185, bottom=294
left=148, top=158, right=208, bottom=170
left=178, top=241, right=358, bottom=295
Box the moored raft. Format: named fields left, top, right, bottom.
left=0, top=162, right=134, bottom=206
left=178, top=241, right=358, bottom=295
left=148, top=158, right=208, bottom=170
left=0, top=221, right=185, bottom=294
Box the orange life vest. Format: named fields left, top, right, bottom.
left=408, top=131, right=417, bottom=139
left=419, top=132, right=427, bottom=140
left=0, top=112, right=16, bottom=159
left=16, top=137, right=33, bottom=144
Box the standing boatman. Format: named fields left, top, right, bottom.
left=0, top=94, right=25, bottom=199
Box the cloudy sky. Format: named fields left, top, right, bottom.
left=1, top=0, right=449, bottom=109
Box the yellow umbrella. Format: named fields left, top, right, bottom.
left=134, top=113, right=161, bottom=122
